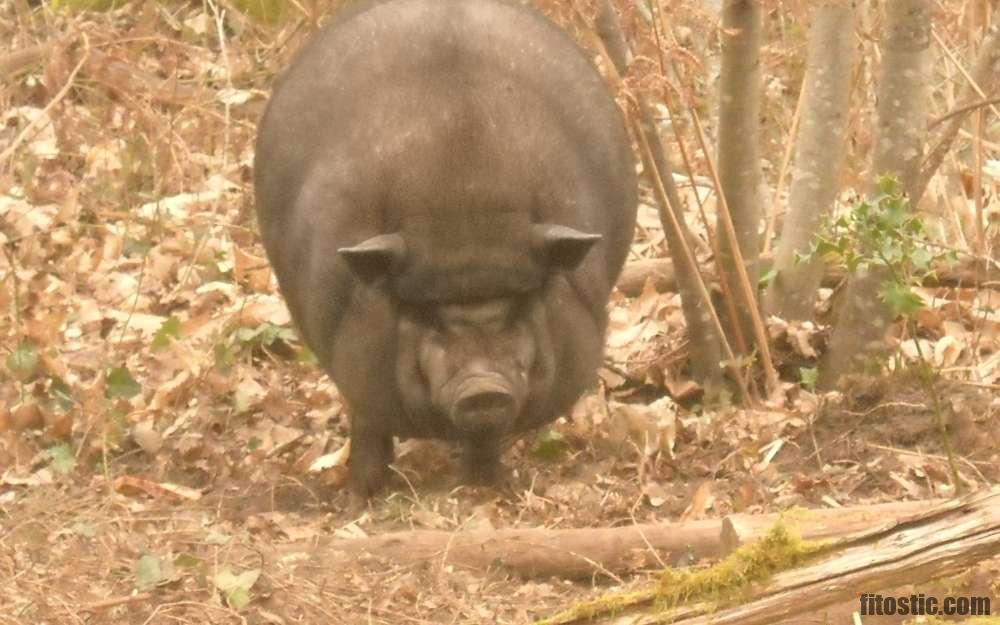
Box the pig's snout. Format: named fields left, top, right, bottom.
left=450, top=379, right=516, bottom=431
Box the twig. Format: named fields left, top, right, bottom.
left=0, top=41, right=54, bottom=80
left=79, top=592, right=153, bottom=612
left=660, top=27, right=751, bottom=362
left=630, top=111, right=751, bottom=403
left=929, top=94, right=1000, bottom=128
left=914, top=24, right=1000, bottom=205
left=931, top=27, right=1000, bottom=117
left=689, top=110, right=781, bottom=400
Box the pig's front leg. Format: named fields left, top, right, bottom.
left=460, top=434, right=506, bottom=485
left=348, top=415, right=394, bottom=499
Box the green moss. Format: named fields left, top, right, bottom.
left=533, top=589, right=657, bottom=625
left=656, top=521, right=826, bottom=611
left=534, top=521, right=828, bottom=625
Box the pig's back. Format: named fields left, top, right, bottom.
left=254, top=0, right=636, bottom=360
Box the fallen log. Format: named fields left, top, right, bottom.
left=769, top=558, right=1000, bottom=625
left=542, top=490, right=1000, bottom=624
left=1, top=40, right=204, bottom=106
left=83, top=49, right=205, bottom=107
left=616, top=257, right=1000, bottom=297
left=276, top=498, right=945, bottom=582
left=617, top=258, right=680, bottom=296
left=0, top=42, right=54, bottom=80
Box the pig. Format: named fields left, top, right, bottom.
left=254, top=0, right=637, bottom=497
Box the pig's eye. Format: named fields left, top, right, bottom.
left=506, top=297, right=532, bottom=327
left=503, top=310, right=522, bottom=330
left=425, top=308, right=448, bottom=331
left=418, top=312, right=440, bottom=331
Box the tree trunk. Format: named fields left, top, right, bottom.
left=638, top=104, right=727, bottom=392
left=870, top=1, right=933, bottom=192
left=715, top=0, right=764, bottom=344
left=594, top=0, right=726, bottom=391
left=762, top=2, right=857, bottom=320
left=820, top=0, right=932, bottom=389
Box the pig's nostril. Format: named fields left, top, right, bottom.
left=455, top=391, right=513, bottom=415
left=452, top=390, right=515, bottom=430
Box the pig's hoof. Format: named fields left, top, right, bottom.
left=347, top=431, right=393, bottom=500
left=460, top=454, right=507, bottom=486
left=348, top=463, right=390, bottom=501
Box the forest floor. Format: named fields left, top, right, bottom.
left=2, top=372, right=999, bottom=624
left=2, top=1, right=998, bottom=624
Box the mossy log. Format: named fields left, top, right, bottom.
left=546, top=491, right=1000, bottom=624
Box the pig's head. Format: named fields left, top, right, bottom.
left=339, top=224, right=599, bottom=432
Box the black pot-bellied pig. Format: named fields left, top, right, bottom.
left=254, top=0, right=637, bottom=497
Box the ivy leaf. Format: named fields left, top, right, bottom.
left=295, top=346, right=318, bottom=365
left=214, top=342, right=234, bottom=372
left=883, top=196, right=908, bottom=228
left=798, top=367, right=818, bottom=391
left=152, top=317, right=182, bottom=350
left=876, top=175, right=901, bottom=196
left=880, top=281, right=924, bottom=316
left=49, top=376, right=75, bottom=411
left=214, top=568, right=260, bottom=610
left=135, top=554, right=166, bottom=591
left=46, top=443, right=76, bottom=474
left=174, top=553, right=204, bottom=569
left=758, top=267, right=778, bottom=288
left=911, top=247, right=933, bottom=273
left=233, top=322, right=295, bottom=348
left=123, top=237, right=152, bottom=258
left=107, top=366, right=141, bottom=399
left=7, top=341, right=39, bottom=382
left=812, top=238, right=841, bottom=259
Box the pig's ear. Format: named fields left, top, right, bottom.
left=532, top=224, right=601, bottom=271
left=338, top=233, right=407, bottom=283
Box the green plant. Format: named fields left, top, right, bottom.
left=231, top=322, right=297, bottom=353
left=801, top=176, right=957, bottom=316
left=802, top=176, right=963, bottom=492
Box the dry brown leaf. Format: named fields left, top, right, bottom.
left=113, top=475, right=202, bottom=501
left=679, top=481, right=715, bottom=521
